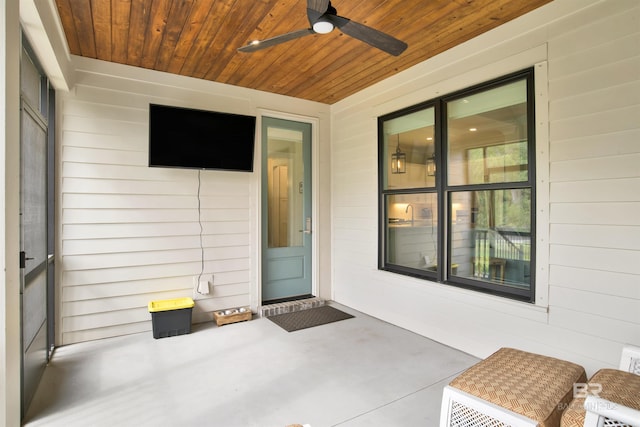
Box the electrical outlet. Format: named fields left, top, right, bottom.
left=192, top=275, right=212, bottom=300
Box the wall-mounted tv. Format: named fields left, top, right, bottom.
left=149, top=104, right=257, bottom=172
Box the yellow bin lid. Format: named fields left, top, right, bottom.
left=148, top=297, right=195, bottom=313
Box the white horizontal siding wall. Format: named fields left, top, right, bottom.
left=58, top=58, right=330, bottom=344
left=546, top=0, right=640, bottom=368
left=330, top=0, right=640, bottom=375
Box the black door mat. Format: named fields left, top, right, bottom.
left=267, top=305, right=354, bottom=332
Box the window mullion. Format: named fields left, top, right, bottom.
left=435, top=99, right=446, bottom=282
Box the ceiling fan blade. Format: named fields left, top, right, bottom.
left=307, top=0, right=330, bottom=13
left=307, top=0, right=330, bottom=26
left=327, top=15, right=407, bottom=56
left=238, top=28, right=315, bottom=53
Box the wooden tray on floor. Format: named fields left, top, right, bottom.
left=213, top=307, right=252, bottom=326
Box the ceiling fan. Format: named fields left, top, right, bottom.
left=238, top=0, right=408, bottom=56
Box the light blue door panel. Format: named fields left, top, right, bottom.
left=266, top=256, right=305, bottom=281
left=262, top=117, right=312, bottom=302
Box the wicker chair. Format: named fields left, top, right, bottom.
left=561, top=344, right=640, bottom=427
left=619, top=344, right=640, bottom=375
left=439, top=347, right=587, bottom=427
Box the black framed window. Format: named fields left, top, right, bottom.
left=378, top=68, right=535, bottom=302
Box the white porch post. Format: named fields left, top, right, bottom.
left=1, top=0, right=23, bottom=425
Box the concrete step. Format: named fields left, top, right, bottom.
left=260, top=297, right=325, bottom=317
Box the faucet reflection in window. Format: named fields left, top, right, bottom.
left=405, top=203, right=414, bottom=225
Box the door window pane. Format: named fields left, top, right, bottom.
left=385, top=193, right=438, bottom=270
left=267, top=127, right=304, bottom=248
left=382, top=107, right=436, bottom=190
left=450, top=189, right=531, bottom=291
left=447, top=80, right=528, bottom=186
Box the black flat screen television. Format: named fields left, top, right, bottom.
left=148, top=104, right=256, bottom=172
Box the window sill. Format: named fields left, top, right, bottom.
left=380, top=269, right=549, bottom=323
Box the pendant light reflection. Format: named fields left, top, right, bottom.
left=426, top=153, right=436, bottom=177
left=391, top=135, right=406, bottom=174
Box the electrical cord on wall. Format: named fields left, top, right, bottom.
left=196, top=169, right=205, bottom=293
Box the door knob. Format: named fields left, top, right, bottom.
left=298, top=218, right=312, bottom=234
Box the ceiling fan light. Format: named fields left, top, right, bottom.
left=313, top=20, right=334, bottom=34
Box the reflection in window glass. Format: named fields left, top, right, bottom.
left=447, top=80, right=528, bottom=186
left=382, top=107, right=436, bottom=190
left=267, top=128, right=304, bottom=248
left=378, top=69, right=535, bottom=302
left=450, top=189, right=531, bottom=291
left=385, top=193, right=438, bottom=270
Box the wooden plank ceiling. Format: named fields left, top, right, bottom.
left=55, top=0, right=551, bottom=104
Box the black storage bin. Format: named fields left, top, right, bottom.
left=148, top=297, right=194, bottom=339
